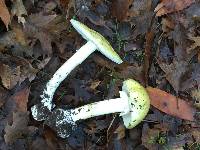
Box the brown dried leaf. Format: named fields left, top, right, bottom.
left=180, top=64, right=200, bottom=91
left=31, top=137, right=53, bottom=150
left=114, top=125, right=125, bottom=140
left=0, top=64, right=20, bottom=89
left=12, top=86, right=30, bottom=112
left=187, top=36, right=200, bottom=53
left=191, top=88, right=200, bottom=109
left=161, top=17, right=175, bottom=33
left=115, top=63, right=144, bottom=85
left=11, top=0, right=27, bottom=25
left=89, top=80, right=101, bottom=90
left=111, top=0, right=133, bottom=21
left=0, top=85, right=9, bottom=107
left=12, top=23, right=28, bottom=46
left=0, top=29, right=32, bottom=56
left=24, top=13, right=69, bottom=55
left=0, top=54, right=37, bottom=89
left=158, top=60, right=188, bottom=93
left=0, top=0, right=10, bottom=29
left=190, top=128, right=200, bottom=143
left=147, top=87, right=195, bottom=121
left=128, top=0, right=152, bottom=17
left=144, top=31, right=154, bottom=85
left=155, top=0, right=194, bottom=16
left=4, top=111, right=29, bottom=144
left=142, top=124, right=161, bottom=149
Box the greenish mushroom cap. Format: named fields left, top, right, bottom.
left=122, top=79, right=150, bottom=129
left=70, top=19, right=123, bottom=64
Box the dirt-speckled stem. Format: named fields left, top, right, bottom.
left=70, top=91, right=130, bottom=122
left=31, top=41, right=97, bottom=120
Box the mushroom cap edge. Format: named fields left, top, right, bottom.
left=121, top=79, right=150, bottom=129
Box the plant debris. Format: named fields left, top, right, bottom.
left=0, top=0, right=200, bottom=149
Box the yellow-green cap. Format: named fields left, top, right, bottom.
left=122, top=79, right=150, bottom=129
left=70, top=19, right=123, bottom=64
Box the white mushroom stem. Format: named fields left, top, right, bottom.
left=32, top=19, right=123, bottom=121
left=40, top=41, right=97, bottom=111
left=70, top=91, right=130, bottom=122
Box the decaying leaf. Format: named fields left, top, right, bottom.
left=0, top=54, right=37, bottom=89
left=155, top=0, right=194, bottom=16
left=187, top=36, right=200, bottom=53
left=142, top=124, right=164, bottom=149
left=0, top=0, right=10, bottom=29
left=191, top=88, right=200, bottom=109
left=161, top=17, right=175, bottom=33
left=0, top=85, right=9, bottom=107
left=180, top=64, right=200, bottom=91
left=12, top=86, right=30, bottom=112
left=114, top=125, right=125, bottom=140
left=4, top=111, right=29, bottom=144
left=11, top=0, right=27, bottom=25
left=147, top=87, right=195, bottom=121
left=158, top=60, right=188, bottom=93
left=24, top=13, right=69, bottom=55
left=144, top=31, right=154, bottom=85
left=89, top=80, right=101, bottom=90
left=111, top=0, right=133, bottom=21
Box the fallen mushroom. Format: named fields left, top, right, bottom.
left=31, top=19, right=123, bottom=121
left=44, top=79, right=150, bottom=138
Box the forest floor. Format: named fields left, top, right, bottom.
left=0, top=0, right=200, bottom=149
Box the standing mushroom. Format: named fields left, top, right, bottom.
left=44, top=79, right=150, bottom=138
left=31, top=19, right=123, bottom=121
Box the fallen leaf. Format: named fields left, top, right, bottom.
left=11, top=86, right=30, bottom=112
left=4, top=85, right=30, bottom=115
left=187, top=36, right=200, bottom=53
left=11, top=0, right=27, bottom=25
left=180, top=63, right=200, bottom=91
left=128, top=0, right=152, bottom=17
left=0, top=54, right=37, bottom=89
left=43, top=129, right=59, bottom=150
left=24, top=13, right=69, bottom=55
left=82, top=10, right=106, bottom=27
left=146, top=87, right=195, bottom=121
left=186, top=3, right=200, bottom=22
left=0, top=85, right=9, bottom=107
left=144, top=31, right=154, bottom=85
left=191, top=88, right=200, bottom=109
left=89, top=80, right=101, bottom=90
left=61, top=0, right=75, bottom=20
left=132, top=11, right=154, bottom=38
left=115, top=63, right=144, bottom=84
left=142, top=124, right=161, bottom=150
left=4, top=111, right=29, bottom=144
left=30, top=137, right=53, bottom=150
left=171, top=23, right=190, bottom=61
left=0, top=0, right=10, bottom=29
left=11, top=22, right=28, bottom=47
left=161, top=17, right=175, bottom=33
left=114, top=125, right=125, bottom=140
left=0, top=29, right=32, bottom=56
left=155, top=0, right=194, bottom=16
left=72, top=79, right=92, bottom=102
left=158, top=59, right=188, bottom=93
left=190, top=128, right=200, bottom=143
left=111, top=0, right=133, bottom=21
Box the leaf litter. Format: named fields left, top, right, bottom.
left=0, top=0, right=200, bottom=149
